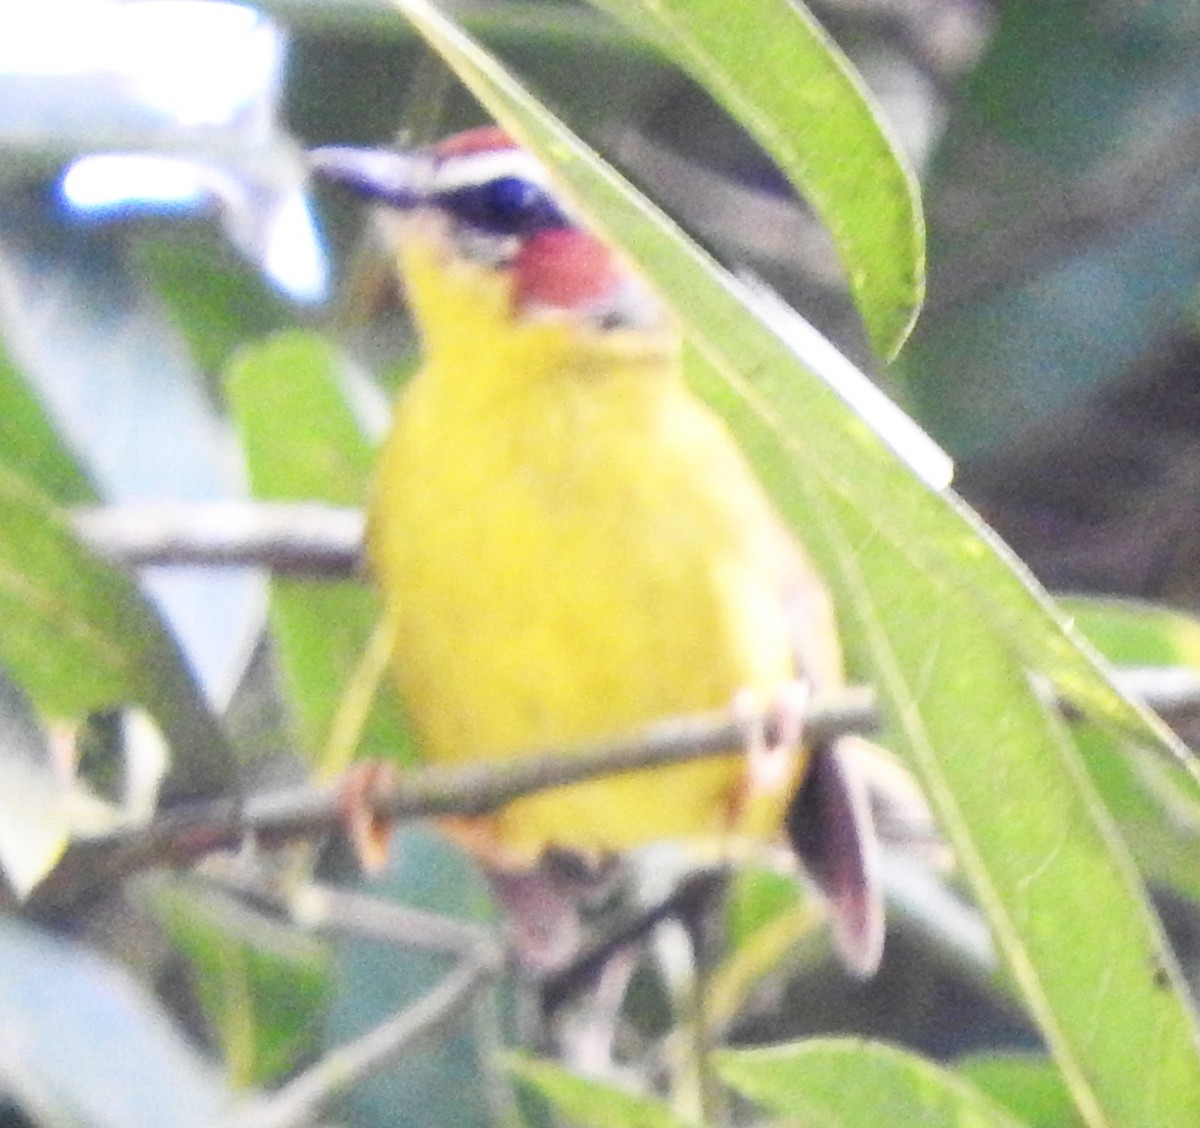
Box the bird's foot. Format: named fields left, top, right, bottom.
left=730, top=680, right=811, bottom=839
left=335, top=760, right=400, bottom=872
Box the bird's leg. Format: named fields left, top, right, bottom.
left=334, top=759, right=401, bottom=872
left=730, top=680, right=812, bottom=840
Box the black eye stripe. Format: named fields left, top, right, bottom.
left=433, top=175, right=572, bottom=238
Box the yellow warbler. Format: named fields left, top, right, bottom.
left=313, top=127, right=882, bottom=974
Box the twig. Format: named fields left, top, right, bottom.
left=43, top=664, right=1200, bottom=904
left=200, top=863, right=498, bottom=962
left=288, top=882, right=497, bottom=961
left=78, top=689, right=877, bottom=872
left=541, top=868, right=729, bottom=1014
left=190, top=873, right=505, bottom=1128
left=72, top=501, right=364, bottom=576
left=212, top=954, right=496, bottom=1128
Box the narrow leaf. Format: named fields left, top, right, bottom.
left=148, top=876, right=331, bottom=1088
left=811, top=487, right=1200, bottom=1127
left=958, top=1052, right=1088, bottom=1128
left=592, top=0, right=925, bottom=359
left=1063, top=595, right=1200, bottom=668
left=0, top=462, right=234, bottom=800
left=0, top=337, right=93, bottom=505
left=1057, top=597, right=1200, bottom=906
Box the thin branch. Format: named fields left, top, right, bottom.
left=49, top=690, right=877, bottom=892
left=187, top=870, right=505, bottom=1128
left=200, top=862, right=499, bottom=962
left=213, top=955, right=496, bottom=1128
left=72, top=501, right=364, bottom=576
left=288, top=882, right=497, bottom=962
left=42, top=664, right=1200, bottom=905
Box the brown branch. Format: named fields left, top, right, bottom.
left=40, top=690, right=877, bottom=901
left=72, top=501, right=364, bottom=577
left=39, top=662, right=1200, bottom=910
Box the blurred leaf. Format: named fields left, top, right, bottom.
left=0, top=335, right=93, bottom=506
left=1055, top=596, right=1200, bottom=905
left=716, top=1038, right=1026, bottom=1128
left=0, top=665, right=70, bottom=896
left=139, top=235, right=294, bottom=376
left=0, top=461, right=234, bottom=800
left=958, top=1052, right=1088, bottom=1128
left=1062, top=595, right=1200, bottom=667
left=708, top=865, right=820, bottom=1034
left=147, top=876, right=331, bottom=1089
left=225, top=330, right=414, bottom=774
left=0, top=916, right=231, bottom=1127
left=510, top=1052, right=699, bottom=1128
left=591, top=0, right=924, bottom=360
left=0, top=190, right=261, bottom=707
left=723, top=863, right=802, bottom=950
left=1070, top=716, right=1200, bottom=906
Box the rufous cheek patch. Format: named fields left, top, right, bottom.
left=512, top=228, right=623, bottom=313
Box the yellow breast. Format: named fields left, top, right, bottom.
left=367, top=229, right=836, bottom=862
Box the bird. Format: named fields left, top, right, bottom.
left=310, top=126, right=883, bottom=976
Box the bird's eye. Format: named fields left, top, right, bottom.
left=437, top=175, right=569, bottom=238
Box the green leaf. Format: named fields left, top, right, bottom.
left=958, top=1053, right=1088, bottom=1128
left=1055, top=597, right=1200, bottom=906
left=591, top=0, right=924, bottom=360
left=0, top=916, right=232, bottom=1126
left=510, top=1052, right=700, bottom=1128
left=0, top=190, right=261, bottom=701
left=0, top=336, right=93, bottom=505
left=716, top=1038, right=1028, bottom=1128
left=0, top=462, right=234, bottom=800
left=139, top=235, right=293, bottom=376
left=147, top=876, right=332, bottom=1089
left=1061, top=595, right=1200, bottom=668
left=814, top=489, right=1200, bottom=1127
left=708, top=865, right=822, bottom=1034
left=225, top=330, right=414, bottom=773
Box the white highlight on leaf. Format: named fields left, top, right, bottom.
left=737, top=273, right=954, bottom=491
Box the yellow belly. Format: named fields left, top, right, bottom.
left=368, top=334, right=809, bottom=862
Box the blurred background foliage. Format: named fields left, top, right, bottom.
left=3, top=0, right=1200, bottom=1125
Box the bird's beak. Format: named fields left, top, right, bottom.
left=307, top=145, right=426, bottom=210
